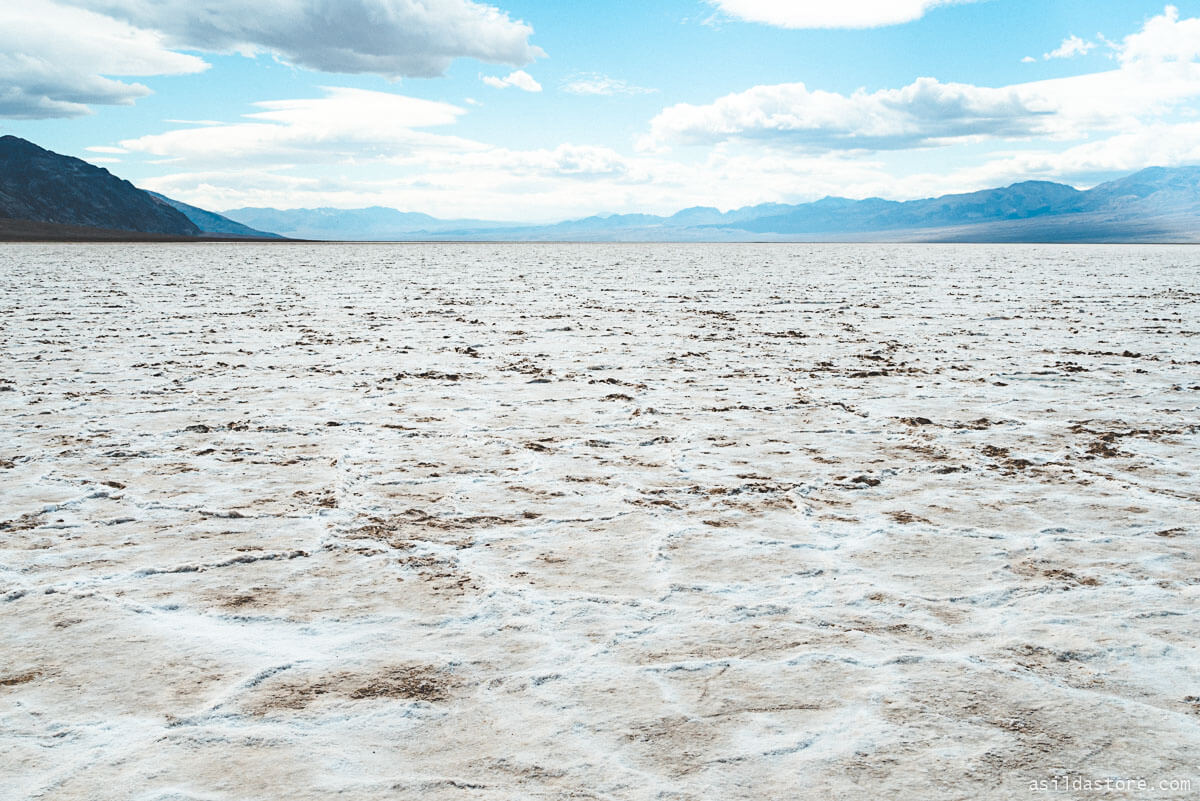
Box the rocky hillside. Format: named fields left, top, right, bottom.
left=0, top=136, right=199, bottom=236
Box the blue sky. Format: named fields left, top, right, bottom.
left=2, top=0, right=1199, bottom=220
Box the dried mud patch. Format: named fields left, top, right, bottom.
left=249, top=664, right=458, bottom=714
left=0, top=670, right=44, bottom=688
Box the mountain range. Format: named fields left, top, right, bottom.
left=221, top=206, right=523, bottom=241
left=1, top=135, right=1198, bottom=242
left=222, top=169, right=1200, bottom=242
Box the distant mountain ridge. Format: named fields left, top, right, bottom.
left=0, top=135, right=199, bottom=236
left=2, top=134, right=1196, bottom=242
left=729, top=181, right=1088, bottom=234
left=224, top=206, right=524, bottom=241
left=223, top=167, right=1200, bottom=242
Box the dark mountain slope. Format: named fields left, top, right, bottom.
left=0, top=136, right=199, bottom=236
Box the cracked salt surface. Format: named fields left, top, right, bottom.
left=1, top=242, right=1198, bottom=799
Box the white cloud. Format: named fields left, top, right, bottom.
left=1118, top=5, right=1200, bottom=65
left=640, top=78, right=1057, bottom=152
left=1044, top=35, right=1097, bottom=60
left=707, top=0, right=964, bottom=29
left=119, top=87, right=473, bottom=164
left=63, top=0, right=543, bottom=79
left=482, top=70, right=542, bottom=92
left=643, top=7, right=1200, bottom=154
left=561, top=73, right=656, bottom=96
left=1022, top=56, right=1037, bottom=64
left=0, top=0, right=206, bottom=119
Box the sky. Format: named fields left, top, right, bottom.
left=3, top=0, right=1200, bottom=221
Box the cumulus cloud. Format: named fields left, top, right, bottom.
left=561, top=73, right=656, bottom=96
left=643, top=7, right=1200, bottom=153
left=640, top=78, right=1056, bottom=152
left=482, top=70, right=542, bottom=92
left=707, top=0, right=963, bottom=29
left=1032, top=7, right=1200, bottom=124
left=1044, top=35, right=1097, bottom=60
left=1118, top=5, right=1200, bottom=65
left=63, top=0, right=543, bottom=79
left=0, top=0, right=206, bottom=119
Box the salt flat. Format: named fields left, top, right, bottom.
left=1, top=243, right=1198, bottom=800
